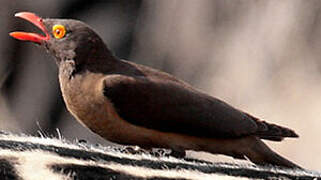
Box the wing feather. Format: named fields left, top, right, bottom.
left=103, top=74, right=258, bottom=138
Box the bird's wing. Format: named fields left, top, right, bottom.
left=102, top=74, right=259, bottom=138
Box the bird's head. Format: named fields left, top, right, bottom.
left=10, top=12, right=111, bottom=66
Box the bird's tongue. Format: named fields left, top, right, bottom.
left=9, top=12, right=50, bottom=44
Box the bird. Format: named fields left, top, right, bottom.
left=10, top=12, right=301, bottom=169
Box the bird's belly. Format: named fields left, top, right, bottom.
left=63, top=90, right=126, bottom=142
left=58, top=72, right=122, bottom=140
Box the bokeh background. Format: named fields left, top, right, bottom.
left=1, top=0, right=321, bottom=170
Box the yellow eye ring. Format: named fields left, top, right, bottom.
left=52, top=24, right=66, bottom=39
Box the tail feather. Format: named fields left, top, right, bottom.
left=256, top=135, right=283, bottom=141
left=243, top=112, right=299, bottom=141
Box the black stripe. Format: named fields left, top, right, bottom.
left=0, top=159, right=21, bottom=180
left=51, top=163, right=187, bottom=180
left=0, top=139, right=318, bottom=180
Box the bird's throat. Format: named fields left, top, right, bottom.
left=59, top=60, right=77, bottom=80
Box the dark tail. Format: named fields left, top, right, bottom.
left=244, top=112, right=299, bottom=141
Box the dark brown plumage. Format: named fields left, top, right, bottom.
left=10, top=12, right=301, bottom=168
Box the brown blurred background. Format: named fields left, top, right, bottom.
left=1, top=0, right=321, bottom=170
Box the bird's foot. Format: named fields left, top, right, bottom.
left=119, top=146, right=169, bottom=157
left=170, top=150, right=186, bottom=159
left=120, top=146, right=148, bottom=155
left=119, top=146, right=187, bottom=159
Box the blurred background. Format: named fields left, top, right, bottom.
left=1, top=0, right=321, bottom=170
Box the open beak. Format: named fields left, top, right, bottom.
left=9, top=12, right=50, bottom=44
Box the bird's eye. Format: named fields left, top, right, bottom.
left=52, top=25, right=66, bottom=39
